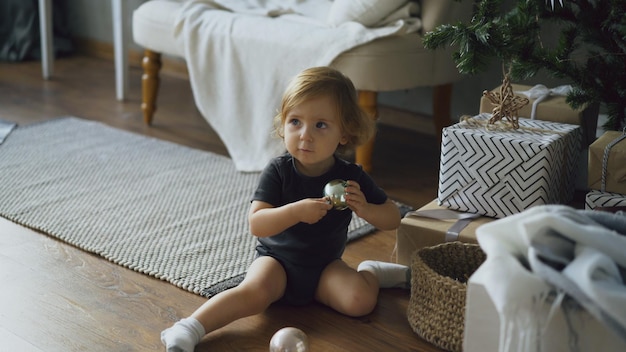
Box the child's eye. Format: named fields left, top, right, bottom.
left=288, top=118, right=300, bottom=126
left=316, top=122, right=328, bottom=129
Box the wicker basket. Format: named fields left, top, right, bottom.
left=407, top=242, right=486, bottom=352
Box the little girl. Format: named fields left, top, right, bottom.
left=161, top=66, right=410, bottom=351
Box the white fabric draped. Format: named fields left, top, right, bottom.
left=173, top=0, right=420, bottom=171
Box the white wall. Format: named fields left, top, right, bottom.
left=64, top=0, right=144, bottom=50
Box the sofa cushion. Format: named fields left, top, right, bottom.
left=327, top=0, right=408, bottom=27
left=132, top=0, right=183, bottom=57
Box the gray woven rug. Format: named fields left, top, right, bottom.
left=0, top=117, right=403, bottom=297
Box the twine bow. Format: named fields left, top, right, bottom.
left=460, top=114, right=568, bottom=135
left=516, top=84, right=573, bottom=120
left=601, top=128, right=626, bottom=192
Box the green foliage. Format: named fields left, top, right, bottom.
left=424, top=0, right=626, bottom=130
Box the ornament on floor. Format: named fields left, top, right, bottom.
left=482, top=67, right=529, bottom=129
left=269, top=327, right=309, bottom=352
left=324, top=179, right=349, bottom=210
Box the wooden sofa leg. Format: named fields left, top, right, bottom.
left=433, top=83, right=453, bottom=144
left=356, top=90, right=378, bottom=173
left=141, top=50, right=162, bottom=125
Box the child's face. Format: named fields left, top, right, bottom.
left=283, top=95, right=347, bottom=174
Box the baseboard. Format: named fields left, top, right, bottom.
left=377, top=106, right=435, bottom=136
left=73, top=37, right=434, bottom=135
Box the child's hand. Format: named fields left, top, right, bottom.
left=344, top=180, right=368, bottom=216
left=291, top=198, right=333, bottom=224
left=344, top=180, right=401, bottom=231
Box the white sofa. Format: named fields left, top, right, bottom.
left=132, top=0, right=472, bottom=171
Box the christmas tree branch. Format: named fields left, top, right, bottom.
left=423, top=0, right=626, bottom=130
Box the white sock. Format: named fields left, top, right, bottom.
left=358, top=260, right=411, bottom=289
left=161, top=317, right=205, bottom=352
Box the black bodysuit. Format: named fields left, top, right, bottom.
left=252, top=153, right=388, bottom=305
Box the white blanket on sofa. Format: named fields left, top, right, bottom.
left=174, top=0, right=420, bottom=171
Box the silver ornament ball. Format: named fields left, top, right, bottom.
left=269, top=327, right=309, bottom=352
left=323, top=179, right=349, bottom=210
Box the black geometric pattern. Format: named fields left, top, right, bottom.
left=438, top=114, right=581, bottom=218
left=585, top=190, right=626, bottom=210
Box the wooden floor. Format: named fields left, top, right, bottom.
left=0, top=55, right=443, bottom=351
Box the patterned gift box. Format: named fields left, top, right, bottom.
left=438, top=114, right=582, bottom=218
left=585, top=189, right=626, bottom=210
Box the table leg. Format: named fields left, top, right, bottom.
left=112, top=0, right=129, bottom=101
left=39, top=0, right=53, bottom=79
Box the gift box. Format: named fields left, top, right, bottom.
left=480, top=83, right=599, bottom=146
left=395, top=199, right=495, bottom=266
left=464, top=262, right=626, bottom=352
left=438, top=114, right=582, bottom=218
left=464, top=206, right=626, bottom=352
left=588, top=131, right=626, bottom=194
left=585, top=189, right=626, bottom=210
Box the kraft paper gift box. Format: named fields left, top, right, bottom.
left=438, top=114, right=582, bottom=218
left=585, top=189, right=626, bottom=210
left=480, top=83, right=599, bottom=146
left=588, top=131, right=626, bottom=194
left=395, top=199, right=495, bottom=266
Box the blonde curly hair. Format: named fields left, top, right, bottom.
left=273, top=67, right=375, bottom=155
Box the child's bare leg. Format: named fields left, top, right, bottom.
left=161, top=256, right=286, bottom=352
left=193, top=256, right=286, bottom=331
left=314, top=259, right=379, bottom=317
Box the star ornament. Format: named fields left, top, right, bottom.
left=482, top=77, right=529, bottom=129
